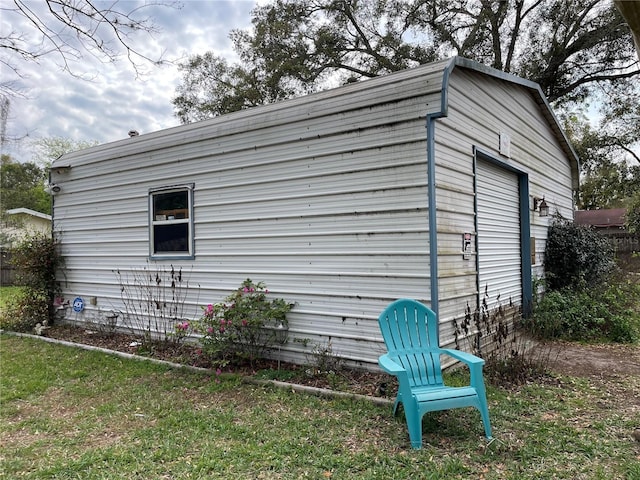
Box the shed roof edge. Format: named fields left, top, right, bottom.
left=443, top=57, right=580, bottom=190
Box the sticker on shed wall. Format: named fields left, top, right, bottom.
left=72, top=297, right=85, bottom=313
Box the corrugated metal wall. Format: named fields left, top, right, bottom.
left=52, top=61, right=450, bottom=368
left=433, top=67, right=575, bottom=348
left=52, top=59, right=577, bottom=368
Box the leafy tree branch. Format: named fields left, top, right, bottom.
left=173, top=0, right=639, bottom=122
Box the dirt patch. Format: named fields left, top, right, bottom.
left=548, top=341, right=640, bottom=378
left=44, top=325, right=213, bottom=368
left=544, top=342, right=640, bottom=413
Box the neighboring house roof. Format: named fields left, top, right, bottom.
left=574, top=209, right=627, bottom=228
left=6, top=208, right=52, bottom=221
left=3, top=208, right=52, bottom=246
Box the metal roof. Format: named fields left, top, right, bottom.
left=56, top=57, right=581, bottom=192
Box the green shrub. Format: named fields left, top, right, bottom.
left=624, top=192, right=640, bottom=234
left=10, top=232, right=63, bottom=325
left=599, top=276, right=640, bottom=342
left=528, top=279, right=639, bottom=343
left=544, top=216, right=615, bottom=291
left=192, top=279, right=292, bottom=366
left=0, top=288, right=49, bottom=332
left=12, top=233, right=62, bottom=293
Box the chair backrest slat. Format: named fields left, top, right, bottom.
left=379, top=299, right=443, bottom=387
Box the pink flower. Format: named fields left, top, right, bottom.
left=219, top=326, right=225, bottom=333
left=243, top=287, right=249, bottom=293
left=265, top=289, right=269, bottom=293
left=241, top=319, right=248, bottom=327
left=176, top=321, right=189, bottom=331
left=206, top=304, right=214, bottom=313
left=207, top=326, right=214, bottom=334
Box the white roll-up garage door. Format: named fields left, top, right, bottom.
left=476, top=159, right=522, bottom=310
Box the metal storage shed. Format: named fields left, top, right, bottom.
left=51, top=56, right=579, bottom=368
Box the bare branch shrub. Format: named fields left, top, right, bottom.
left=113, top=263, right=197, bottom=346
left=453, top=287, right=557, bottom=386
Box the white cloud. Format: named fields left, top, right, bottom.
left=1, top=0, right=257, bottom=161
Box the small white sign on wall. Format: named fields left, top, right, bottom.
left=463, top=232, right=474, bottom=260
left=499, top=131, right=511, bottom=158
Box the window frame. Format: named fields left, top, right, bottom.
left=149, top=184, right=195, bottom=260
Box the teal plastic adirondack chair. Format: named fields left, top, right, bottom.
left=378, top=299, right=492, bottom=449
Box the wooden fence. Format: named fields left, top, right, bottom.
left=0, top=249, right=16, bottom=286
left=603, top=232, right=640, bottom=254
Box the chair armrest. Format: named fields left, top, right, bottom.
left=441, top=348, right=488, bottom=392
left=378, top=354, right=411, bottom=388
left=440, top=348, right=484, bottom=366
left=378, top=353, right=406, bottom=374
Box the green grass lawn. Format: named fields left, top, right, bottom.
left=0, top=286, right=22, bottom=312
left=1, top=335, right=639, bottom=479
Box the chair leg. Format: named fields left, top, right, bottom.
left=392, top=397, right=401, bottom=416
left=403, top=405, right=423, bottom=449
left=472, top=377, right=493, bottom=439
left=478, top=401, right=492, bottom=439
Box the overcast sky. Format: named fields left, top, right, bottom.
left=2, top=0, right=260, bottom=161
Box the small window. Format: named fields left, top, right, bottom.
left=149, top=185, right=194, bottom=258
